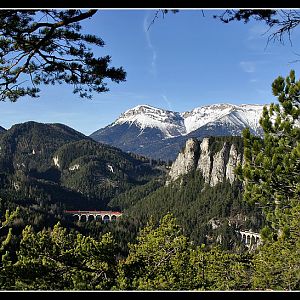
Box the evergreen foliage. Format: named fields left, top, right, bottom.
left=252, top=229, right=300, bottom=290
left=1, top=222, right=117, bottom=290
left=236, top=70, right=300, bottom=290
left=0, top=10, right=126, bottom=101
left=108, top=178, right=164, bottom=210
left=117, top=169, right=263, bottom=249
left=0, top=207, right=294, bottom=290
left=114, top=214, right=252, bottom=290
left=236, top=70, right=300, bottom=237
left=116, top=214, right=196, bottom=290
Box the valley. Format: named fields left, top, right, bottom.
left=0, top=119, right=264, bottom=252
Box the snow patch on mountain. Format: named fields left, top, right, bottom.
left=182, top=103, right=265, bottom=135
left=112, top=104, right=186, bottom=138
left=182, top=104, right=236, bottom=134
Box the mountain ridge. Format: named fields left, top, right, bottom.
left=106, top=103, right=265, bottom=138
left=90, top=103, right=266, bottom=161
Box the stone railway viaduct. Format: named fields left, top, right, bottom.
left=64, top=210, right=122, bottom=223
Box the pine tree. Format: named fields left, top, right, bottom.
left=236, top=70, right=300, bottom=236
left=0, top=10, right=126, bottom=101
left=115, top=213, right=252, bottom=290
left=236, top=70, right=300, bottom=290
left=0, top=206, right=19, bottom=288
left=9, top=222, right=118, bottom=290
left=252, top=226, right=300, bottom=290
left=115, top=213, right=205, bottom=290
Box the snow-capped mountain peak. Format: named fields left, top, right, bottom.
left=113, top=104, right=186, bottom=138
left=182, top=103, right=236, bottom=133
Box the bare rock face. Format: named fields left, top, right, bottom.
left=168, top=138, right=200, bottom=182
left=226, top=144, right=242, bottom=184
left=168, top=137, right=243, bottom=186
left=210, top=143, right=229, bottom=187
left=197, top=138, right=211, bottom=184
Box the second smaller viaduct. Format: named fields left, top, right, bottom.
left=236, top=230, right=261, bottom=247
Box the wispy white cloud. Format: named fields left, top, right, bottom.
left=143, top=14, right=157, bottom=76
left=239, top=61, right=256, bottom=73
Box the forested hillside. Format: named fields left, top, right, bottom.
left=109, top=169, right=264, bottom=250
left=0, top=121, right=165, bottom=234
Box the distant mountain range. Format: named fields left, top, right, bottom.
left=90, top=103, right=266, bottom=161
left=0, top=103, right=266, bottom=162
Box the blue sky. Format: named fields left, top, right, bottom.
left=1, top=9, right=300, bottom=135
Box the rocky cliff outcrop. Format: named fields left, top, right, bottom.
left=209, top=142, right=229, bottom=186
left=226, top=144, right=242, bottom=184
left=197, top=138, right=211, bottom=183
left=168, top=138, right=200, bottom=180
left=168, top=137, right=243, bottom=186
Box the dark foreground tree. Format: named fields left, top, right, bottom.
left=1, top=222, right=118, bottom=290
left=153, top=9, right=300, bottom=53
left=0, top=206, right=19, bottom=288
left=236, top=70, right=300, bottom=236
left=251, top=218, right=300, bottom=290
left=0, top=10, right=126, bottom=101
left=236, top=70, right=300, bottom=290
left=214, top=9, right=300, bottom=47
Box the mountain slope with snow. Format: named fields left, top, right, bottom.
left=90, top=103, right=267, bottom=161
left=182, top=104, right=264, bottom=135
left=112, top=104, right=186, bottom=138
